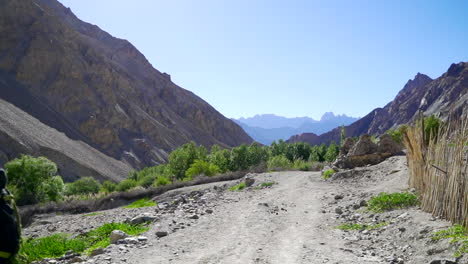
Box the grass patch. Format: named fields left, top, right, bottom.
left=229, top=182, right=246, bottom=191
left=322, top=169, right=335, bottom=179
left=432, top=225, right=468, bottom=257
left=83, top=212, right=103, bottom=217
left=338, top=222, right=388, bottom=231
left=260, top=181, right=276, bottom=188
left=123, top=198, right=157, bottom=209
left=367, top=192, right=419, bottom=212
left=16, top=222, right=149, bottom=263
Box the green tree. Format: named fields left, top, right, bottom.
left=185, top=159, right=220, bottom=180
left=64, top=177, right=101, bottom=196
left=168, top=142, right=199, bottom=179
left=424, top=115, right=441, bottom=144
left=324, top=142, right=339, bottom=162
left=247, top=143, right=269, bottom=167
left=100, top=180, right=117, bottom=194
left=43, top=176, right=64, bottom=202
left=209, top=145, right=230, bottom=173
left=5, top=155, right=62, bottom=205
left=229, top=144, right=249, bottom=171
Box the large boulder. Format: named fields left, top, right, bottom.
left=377, top=134, right=403, bottom=155
left=348, top=135, right=378, bottom=156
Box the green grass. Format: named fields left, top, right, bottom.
left=260, top=181, right=276, bottom=188
left=432, top=225, right=468, bottom=257
left=367, top=192, right=419, bottom=212
left=322, top=169, right=335, bottom=179
left=123, top=198, right=157, bottom=209
left=15, top=222, right=149, bottom=263
left=229, top=182, right=246, bottom=191
left=338, top=222, right=389, bottom=231
left=83, top=212, right=104, bottom=217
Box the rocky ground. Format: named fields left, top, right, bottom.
left=25, top=156, right=467, bottom=264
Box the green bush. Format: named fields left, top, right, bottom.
left=43, top=176, right=64, bottom=202
left=18, top=234, right=87, bottom=263
left=168, top=142, right=202, bottom=179
left=154, top=175, right=172, bottom=187
left=228, top=182, right=246, bottom=191
left=432, top=225, right=468, bottom=257
left=229, top=144, right=249, bottom=171
left=100, top=180, right=117, bottom=194
left=386, top=125, right=407, bottom=144
left=424, top=115, right=441, bottom=144
left=137, top=175, right=156, bottom=188
left=64, top=177, right=101, bottom=196
left=5, top=155, right=63, bottom=205
left=209, top=145, right=231, bottom=173
left=185, top=159, right=220, bottom=179
left=123, top=198, right=156, bottom=209
left=324, top=142, right=339, bottom=162
left=267, top=155, right=292, bottom=170
left=292, top=159, right=311, bottom=171
left=322, top=169, right=335, bottom=179
left=367, top=192, right=419, bottom=212
left=115, top=179, right=138, bottom=192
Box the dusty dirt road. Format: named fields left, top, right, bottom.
left=125, top=171, right=371, bottom=264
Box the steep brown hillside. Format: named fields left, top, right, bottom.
left=0, top=0, right=253, bottom=168
left=0, top=98, right=131, bottom=182
left=288, top=63, right=468, bottom=145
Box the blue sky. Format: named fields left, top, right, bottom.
left=60, top=0, right=468, bottom=120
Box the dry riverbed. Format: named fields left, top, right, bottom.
left=25, top=156, right=467, bottom=264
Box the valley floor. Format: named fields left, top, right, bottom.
left=26, top=156, right=466, bottom=264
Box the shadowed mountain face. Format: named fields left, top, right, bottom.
left=0, top=0, right=252, bottom=168
left=234, top=113, right=358, bottom=145
left=288, top=64, right=468, bottom=145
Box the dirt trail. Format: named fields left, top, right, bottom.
left=125, top=171, right=366, bottom=264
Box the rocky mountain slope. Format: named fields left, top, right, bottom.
left=0, top=98, right=131, bottom=182
left=0, top=0, right=252, bottom=169
left=288, top=64, right=468, bottom=145
left=234, top=113, right=357, bottom=145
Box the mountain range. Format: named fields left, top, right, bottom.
left=233, top=113, right=358, bottom=145
left=287, top=67, right=468, bottom=145
left=0, top=0, right=252, bottom=180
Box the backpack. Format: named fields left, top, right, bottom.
left=0, top=189, right=21, bottom=259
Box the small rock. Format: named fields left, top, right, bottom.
left=90, top=248, right=105, bottom=257
left=205, top=209, right=213, bottom=214
left=129, top=213, right=158, bottom=225
left=137, top=236, right=148, bottom=242
left=68, top=256, right=84, bottom=263
left=123, top=237, right=139, bottom=244
left=156, top=231, right=168, bottom=238
left=335, top=207, right=343, bottom=215
left=359, top=200, right=368, bottom=207
left=188, top=214, right=199, bottom=220
left=110, top=230, right=128, bottom=244
left=334, top=194, right=344, bottom=200
left=398, top=227, right=406, bottom=232
left=244, top=178, right=255, bottom=187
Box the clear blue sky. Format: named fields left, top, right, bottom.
left=60, top=0, right=468, bottom=120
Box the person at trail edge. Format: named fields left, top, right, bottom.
left=0, top=169, right=21, bottom=264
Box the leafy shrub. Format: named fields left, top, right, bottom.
left=386, top=125, right=407, bottom=144
left=322, top=169, right=335, bottom=179
left=100, top=180, right=117, bottom=194
left=432, top=225, right=468, bottom=257
left=229, top=182, right=246, bottom=191
left=43, top=176, right=64, bottom=202
left=260, top=181, right=276, bottom=188
left=209, top=145, right=231, bottom=173
left=267, top=155, right=292, bottom=170
left=293, top=159, right=311, bottom=171
left=185, top=159, right=220, bottom=179
left=424, top=114, right=441, bottom=144
left=5, top=155, right=63, bottom=205
left=324, top=142, right=339, bottom=162
left=115, top=179, right=138, bottom=192
left=64, top=177, right=101, bottom=196
left=367, top=192, right=419, bottom=212
left=123, top=198, right=156, bottom=209
left=229, top=144, right=249, bottom=171
left=169, top=142, right=202, bottom=179
left=154, top=175, right=172, bottom=187
left=137, top=175, right=156, bottom=188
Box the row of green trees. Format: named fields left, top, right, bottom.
left=4, top=140, right=340, bottom=206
